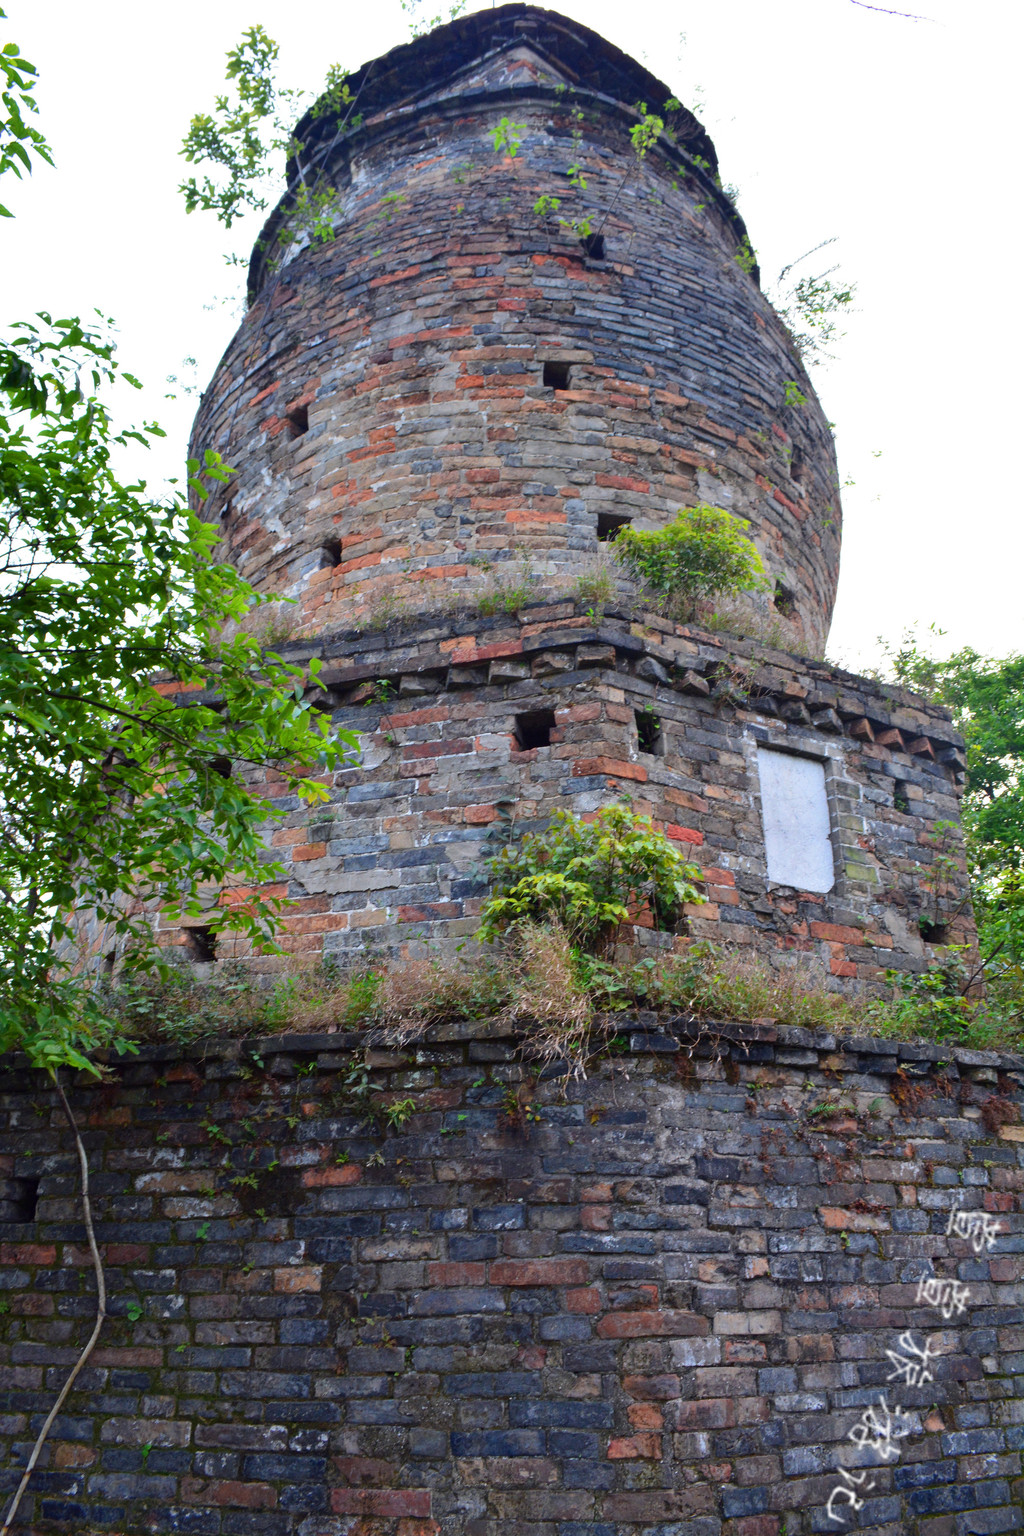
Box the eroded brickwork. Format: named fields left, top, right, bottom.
left=176, top=5, right=974, bottom=979
left=161, top=603, right=970, bottom=983
left=1, top=1023, right=1021, bottom=1535
left=191, top=7, right=840, bottom=656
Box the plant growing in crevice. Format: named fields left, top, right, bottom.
left=479, top=804, right=703, bottom=950
left=614, top=504, right=768, bottom=622
left=769, top=238, right=856, bottom=365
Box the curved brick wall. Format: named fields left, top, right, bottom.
left=190, top=6, right=842, bottom=655
left=1, top=1021, right=1021, bottom=1535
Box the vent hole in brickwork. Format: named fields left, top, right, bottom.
left=210, top=756, right=232, bottom=779
left=894, top=781, right=911, bottom=814
left=543, top=361, right=571, bottom=391
left=515, top=710, right=556, bottom=750
left=597, top=512, right=631, bottom=542
left=790, top=444, right=806, bottom=483
left=920, top=919, right=949, bottom=946
left=320, top=539, right=342, bottom=569
left=183, top=926, right=218, bottom=963
left=1, top=1176, right=38, bottom=1224
left=286, top=403, right=309, bottom=438
left=774, top=580, right=796, bottom=618
left=635, top=707, right=664, bottom=756
left=581, top=232, right=606, bottom=260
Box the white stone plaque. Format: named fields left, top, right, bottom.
left=757, top=748, right=835, bottom=893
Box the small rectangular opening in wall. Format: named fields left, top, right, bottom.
left=894, top=781, right=911, bottom=814
left=581, top=232, right=606, bottom=261
left=1, top=1177, right=38, bottom=1224
left=183, top=926, right=218, bottom=963
left=635, top=707, right=663, bottom=756
left=320, top=538, right=342, bottom=569
left=286, top=403, right=309, bottom=438
left=543, top=361, right=571, bottom=391
left=790, top=444, right=806, bottom=483
left=210, top=756, right=232, bottom=779
left=515, top=709, right=556, bottom=750
left=597, top=512, right=632, bottom=542
left=773, top=580, right=796, bottom=618
left=757, top=747, right=835, bottom=893
left=920, top=919, right=949, bottom=945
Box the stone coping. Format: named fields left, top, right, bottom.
left=15, top=1018, right=1019, bottom=1079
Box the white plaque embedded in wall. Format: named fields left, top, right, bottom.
left=757, top=748, right=835, bottom=893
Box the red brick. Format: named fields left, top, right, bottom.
left=581, top=1204, right=611, bottom=1231
left=292, top=842, right=328, bottom=861
left=302, top=1164, right=362, bottom=1187
left=0, top=1244, right=55, bottom=1266
left=595, top=474, right=650, bottom=492
left=623, top=1374, right=681, bottom=1399
left=566, top=1287, right=602, bottom=1314
left=464, top=804, right=499, bottom=824
left=490, top=1259, right=587, bottom=1287
left=331, top=1490, right=431, bottom=1516
left=597, top=1310, right=708, bottom=1338
left=189, top=1481, right=277, bottom=1509
left=573, top=756, right=648, bottom=782
left=427, top=1262, right=486, bottom=1285
left=810, top=921, right=864, bottom=944
left=628, top=1403, right=664, bottom=1430
left=664, top=823, right=704, bottom=846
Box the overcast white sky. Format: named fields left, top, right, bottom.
left=5, top=0, right=1021, bottom=673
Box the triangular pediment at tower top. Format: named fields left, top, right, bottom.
left=405, top=42, right=575, bottom=112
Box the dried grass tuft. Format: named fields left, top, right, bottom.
left=503, top=922, right=592, bottom=1075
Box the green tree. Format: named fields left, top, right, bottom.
left=0, top=29, right=363, bottom=1526
left=885, top=636, right=1024, bottom=878
left=0, top=30, right=357, bottom=1081
left=883, top=634, right=1024, bottom=1019
left=614, top=503, right=767, bottom=620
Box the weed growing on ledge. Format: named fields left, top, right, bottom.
left=614, top=504, right=768, bottom=622
left=103, top=933, right=1024, bottom=1059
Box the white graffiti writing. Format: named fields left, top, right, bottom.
left=885, top=1330, right=939, bottom=1388
left=915, top=1274, right=970, bottom=1319
left=946, top=1205, right=1003, bottom=1254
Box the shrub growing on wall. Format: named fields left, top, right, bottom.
left=478, top=805, right=704, bottom=950
left=614, top=503, right=767, bottom=620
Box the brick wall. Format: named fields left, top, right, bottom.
left=1, top=1021, right=1021, bottom=1535
left=190, top=9, right=841, bottom=657
left=158, top=603, right=971, bottom=982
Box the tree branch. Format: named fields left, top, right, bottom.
left=0, top=1074, right=107, bottom=1536
left=848, top=0, right=931, bottom=18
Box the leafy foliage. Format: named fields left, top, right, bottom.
left=770, top=239, right=855, bottom=364
left=0, top=27, right=360, bottom=1078
left=478, top=805, right=704, bottom=950
left=879, top=631, right=1024, bottom=1040
left=614, top=503, right=767, bottom=620
left=885, top=636, right=1024, bottom=877
left=180, top=25, right=362, bottom=272
left=0, top=15, right=52, bottom=217
left=0, top=315, right=359, bottom=1072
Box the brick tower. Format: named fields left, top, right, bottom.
left=187, top=4, right=970, bottom=979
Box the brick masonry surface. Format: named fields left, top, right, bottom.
left=0, top=1020, right=1022, bottom=1536
left=158, top=603, right=972, bottom=980
left=172, top=6, right=975, bottom=980
left=190, top=5, right=841, bottom=657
